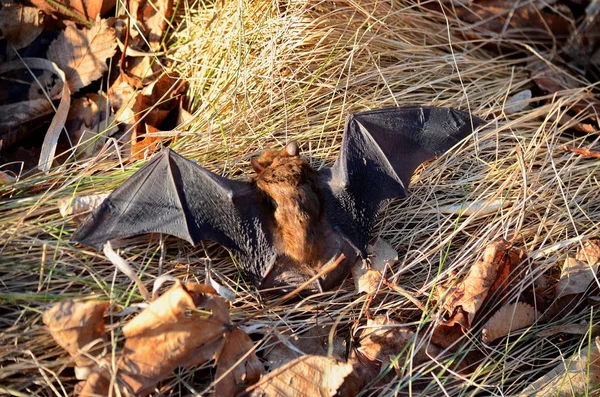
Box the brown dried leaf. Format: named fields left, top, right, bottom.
left=58, top=193, right=109, bottom=222
left=28, top=0, right=116, bottom=21
left=557, top=240, right=600, bottom=298
left=0, top=99, right=53, bottom=132
left=77, top=369, right=111, bottom=397
left=358, top=316, right=437, bottom=366
left=441, top=240, right=526, bottom=327
left=118, top=282, right=230, bottom=396
left=131, top=124, right=162, bottom=160
left=353, top=238, right=398, bottom=294
left=42, top=300, right=108, bottom=367
left=47, top=19, right=117, bottom=93
left=481, top=302, right=539, bottom=343
left=67, top=93, right=117, bottom=158
left=537, top=323, right=600, bottom=338
left=130, top=0, right=174, bottom=49
left=248, top=355, right=353, bottom=397
left=518, top=337, right=600, bottom=396
left=214, top=328, right=263, bottom=397
left=0, top=0, right=44, bottom=50
left=0, top=171, right=16, bottom=184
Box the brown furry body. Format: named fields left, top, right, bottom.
left=252, top=144, right=357, bottom=291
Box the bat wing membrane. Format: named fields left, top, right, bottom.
left=320, top=106, right=484, bottom=256
left=72, top=149, right=276, bottom=281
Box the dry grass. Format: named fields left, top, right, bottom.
left=1, top=0, right=600, bottom=396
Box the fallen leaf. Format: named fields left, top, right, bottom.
left=438, top=198, right=511, bottom=217
left=357, top=316, right=437, bottom=367
left=431, top=321, right=466, bottom=349
left=116, top=281, right=261, bottom=397
left=0, top=58, right=71, bottom=172
left=67, top=93, right=117, bottom=158
left=247, top=355, right=353, bottom=397
left=0, top=99, right=53, bottom=133
left=58, top=193, right=109, bottom=221
left=504, top=89, right=532, bottom=115
left=353, top=238, right=398, bottom=294
left=557, top=240, right=600, bottom=298
left=518, top=337, right=600, bottom=396
left=481, top=302, right=539, bottom=343
left=0, top=0, right=44, bottom=51
left=214, top=328, right=263, bottom=397
left=42, top=300, right=109, bottom=368
left=130, top=0, right=174, bottom=49
left=424, top=0, right=572, bottom=51
left=28, top=0, right=116, bottom=22
left=131, top=123, right=162, bottom=160
left=441, top=240, right=526, bottom=327
left=537, top=323, right=600, bottom=338
left=0, top=170, right=16, bottom=184
left=47, top=19, right=117, bottom=93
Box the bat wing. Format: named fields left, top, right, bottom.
left=72, top=149, right=276, bottom=282
left=319, top=106, right=484, bottom=257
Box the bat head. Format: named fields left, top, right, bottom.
left=250, top=141, right=299, bottom=173
left=250, top=141, right=317, bottom=189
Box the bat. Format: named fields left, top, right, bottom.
left=72, top=107, right=484, bottom=293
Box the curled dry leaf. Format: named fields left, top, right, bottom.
left=518, top=337, right=600, bottom=397
left=504, top=89, right=532, bottom=115
left=117, top=282, right=230, bottom=395
left=42, top=300, right=109, bottom=368
left=130, top=0, right=174, bottom=49
left=0, top=58, right=71, bottom=171
left=438, top=198, right=511, bottom=217
left=481, top=302, right=539, bottom=343
left=440, top=240, right=526, bottom=328
left=557, top=240, right=600, bottom=298
left=214, top=328, right=263, bottom=397
left=357, top=316, right=437, bottom=367
left=0, top=0, right=44, bottom=51
left=0, top=170, right=16, bottom=184
left=537, top=323, right=600, bottom=338
left=67, top=93, right=118, bottom=158
left=0, top=99, right=53, bottom=134
left=353, top=238, right=398, bottom=294
left=132, top=124, right=163, bottom=160
left=248, top=355, right=353, bottom=397
left=58, top=193, right=109, bottom=222
left=47, top=19, right=117, bottom=94
left=44, top=281, right=262, bottom=397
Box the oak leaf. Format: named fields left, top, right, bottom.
left=248, top=355, right=353, bottom=397
left=47, top=19, right=117, bottom=93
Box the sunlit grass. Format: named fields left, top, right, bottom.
left=1, top=0, right=599, bottom=395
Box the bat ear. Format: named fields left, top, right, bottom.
left=284, top=141, right=299, bottom=157
left=251, top=158, right=265, bottom=173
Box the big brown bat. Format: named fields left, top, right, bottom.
left=72, top=107, right=483, bottom=292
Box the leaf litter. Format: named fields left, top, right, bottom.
left=4, top=0, right=600, bottom=396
